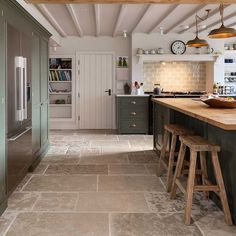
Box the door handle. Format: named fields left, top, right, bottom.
left=105, top=89, right=111, bottom=96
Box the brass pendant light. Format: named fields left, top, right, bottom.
left=186, top=10, right=210, bottom=48
left=208, top=4, right=236, bottom=39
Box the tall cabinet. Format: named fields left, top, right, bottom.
left=0, top=0, right=51, bottom=214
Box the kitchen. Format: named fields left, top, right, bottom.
left=1, top=0, right=236, bottom=235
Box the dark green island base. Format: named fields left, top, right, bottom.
left=153, top=98, right=236, bottom=224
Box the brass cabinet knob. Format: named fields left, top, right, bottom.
left=131, top=112, right=137, bottom=116
left=131, top=124, right=137, bottom=128
left=131, top=101, right=136, bottom=104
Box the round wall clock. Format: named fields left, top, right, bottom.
left=171, top=40, right=186, bottom=55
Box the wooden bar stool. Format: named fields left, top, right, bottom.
left=157, top=124, right=194, bottom=192
left=170, top=135, right=233, bottom=226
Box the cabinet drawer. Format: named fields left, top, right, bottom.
left=120, top=118, right=148, bottom=134
left=120, top=107, right=148, bottom=119
left=120, top=97, right=148, bottom=108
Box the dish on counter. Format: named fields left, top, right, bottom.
left=200, top=94, right=236, bottom=108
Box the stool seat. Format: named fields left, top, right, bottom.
left=165, top=124, right=194, bottom=135
left=180, top=135, right=221, bottom=152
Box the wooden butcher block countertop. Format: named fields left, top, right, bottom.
left=152, top=98, right=236, bottom=131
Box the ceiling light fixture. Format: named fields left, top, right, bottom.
left=186, top=9, right=210, bottom=48
left=123, top=30, right=127, bottom=38
left=208, top=4, right=236, bottom=39
left=160, top=27, right=164, bottom=35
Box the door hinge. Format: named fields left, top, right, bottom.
left=1, top=10, right=3, bottom=17
left=78, top=60, right=80, bottom=66
left=78, top=93, right=80, bottom=98
left=78, top=70, right=80, bottom=76
left=78, top=116, right=80, bottom=121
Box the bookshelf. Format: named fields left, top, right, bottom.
left=49, top=56, right=76, bottom=126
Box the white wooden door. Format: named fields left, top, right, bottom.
left=78, top=53, right=114, bottom=129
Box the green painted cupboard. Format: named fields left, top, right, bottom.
left=0, top=0, right=51, bottom=214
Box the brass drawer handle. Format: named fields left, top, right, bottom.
left=131, top=101, right=136, bottom=105
left=131, top=112, right=137, bottom=116
left=131, top=124, right=137, bottom=128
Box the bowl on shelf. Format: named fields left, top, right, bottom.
left=201, top=96, right=236, bottom=108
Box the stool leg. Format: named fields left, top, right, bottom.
left=157, top=130, right=169, bottom=177
left=167, top=134, right=177, bottom=192
left=211, top=151, right=233, bottom=226
left=184, top=150, right=197, bottom=225
left=170, top=142, right=186, bottom=199
left=200, top=151, right=209, bottom=199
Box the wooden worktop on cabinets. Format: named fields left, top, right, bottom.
left=152, top=98, right=236, bottom=131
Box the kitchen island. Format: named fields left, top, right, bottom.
left=152, top=98, right=236, bottom=224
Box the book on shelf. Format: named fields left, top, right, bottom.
left=49, top=70, right=71, bottom=81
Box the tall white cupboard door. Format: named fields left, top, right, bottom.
left=78, top=53, right=114, bottom=129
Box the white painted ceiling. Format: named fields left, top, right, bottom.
left=34, top=3, right=236, bottom=38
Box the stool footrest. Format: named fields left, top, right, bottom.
left=194, top=185, right=219, bottom=192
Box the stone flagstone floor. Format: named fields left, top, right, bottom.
left=0, top=131, right=236, bottom=236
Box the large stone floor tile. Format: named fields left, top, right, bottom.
left=42, top=155, right=80, bottom=164
left=45, top=164, right=108, bottom=175
left=109, top=164, right=149, bottom=175
left=5, top=212, right=109, bottom=236
left=7, top=192, right=39, bottom=211
left=128, top=153, right=158, bottom=164
left=80, top=154, right=129, bottom=164
left=33, top=193, right=78, bottom=212
left=194, top=211, right=236, bottom=236
left=110, top=213, right=202, bottom=236
left=0, top=212, right=17, bottom=235
left=47, top=146, right=69, bottom=155
left=76, top=192, right=149, bottom=213
left=79, top=147, right=101, bottom=157
left=145, top=164, right=158, bottom=175
left=32, top=163, right=48, bottom=175
left=98, top=176, right=164, bottom=192
left=23, top=175, right=97, bottom=192
left=91, top=140, right=130, bottom=148
left=15, top=175, right=33, bottom=192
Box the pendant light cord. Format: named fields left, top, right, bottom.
left=220, top=3, right=224, bottom=26
left=195, top=9, right=211, bottom=37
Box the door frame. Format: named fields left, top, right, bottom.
left=76, top=51, right=116, bottom=129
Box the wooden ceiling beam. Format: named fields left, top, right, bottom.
left=94, top=4, right=100, bottom=37
left=165, top=4, right=206, bottom=34
left=131, top=4, right=154, bottom=33
left=148, top=4, right=178, bottom=34
left=66, top=4, right=83, bottom=37
left=37, top=4, right=67, bottom=37
left=27, top=1, right=236, bottom=4
left=178, top=4, right=230, bottom=34
left=113, top=5, right=127, bottom=37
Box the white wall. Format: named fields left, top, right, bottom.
left=131, top=32, right=227, bottom=87
left=50, top=36, right=131, bottom=56
left=50, top=36, right=131, bottom=94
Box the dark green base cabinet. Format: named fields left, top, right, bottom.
left=0, top=0, right=51, bottom=214
left=116, top=96, right=149, bottom=134
left=153, top=102, right=236, bottom=224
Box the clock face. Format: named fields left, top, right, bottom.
left=171, top=40, right=186, bottom=55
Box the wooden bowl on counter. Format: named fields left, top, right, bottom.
left=201, top=97, right=236, bottom=108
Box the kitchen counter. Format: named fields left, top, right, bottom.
left=152, top=98, right=236, bottom=130
left=152, top=97, right=236, bottom=224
